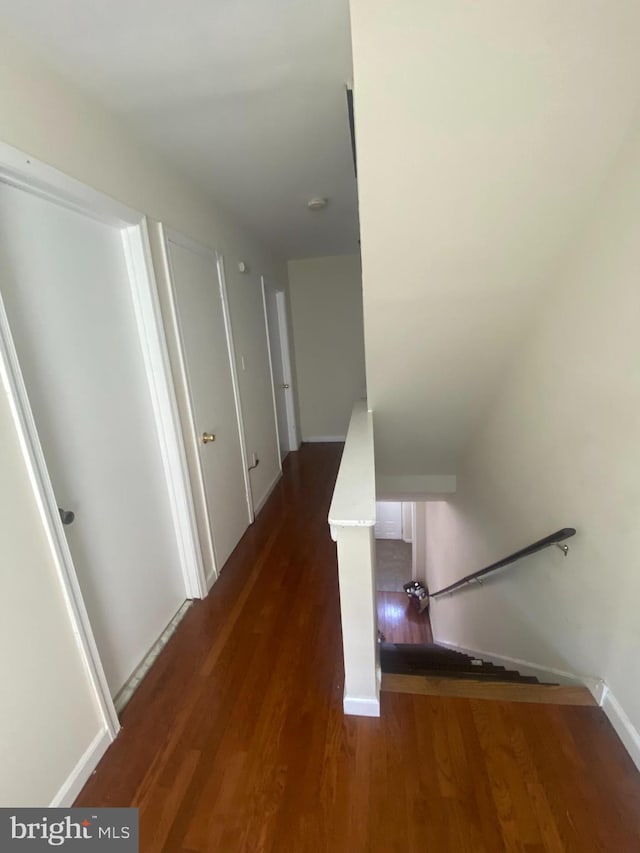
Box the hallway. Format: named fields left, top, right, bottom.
left=76, top=444, right=640, bottom=851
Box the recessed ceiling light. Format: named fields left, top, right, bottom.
left=307, top=197, right=328, bottom=211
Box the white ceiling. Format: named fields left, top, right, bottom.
left=0, top=0, right=359, bottom=259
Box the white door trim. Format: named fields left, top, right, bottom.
left=0, top=142, right=206, bottom=734
left=275, top=291, right=300, bottom=451
left=121, top=223, right=207, bottom=600
left=0, top=146, right=124, bottom=737
left=261, top=276, right=284, bottom=471
left=216, top=253, right=255, bottom=522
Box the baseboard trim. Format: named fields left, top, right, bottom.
left=253, top=469, right=283, bottom=517
left=114, top=600, right=192, bottom=713
left=303, top=436, right=346, bottom=443
left=601, top=687, right=640, bottom=772
left=589, top=679, right=608, bottom=706
left=50, top=727, right=112, bottom=807
left=343, top=693, right=380, bottom=717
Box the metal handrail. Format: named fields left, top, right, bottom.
left=429, top=528, right=576, bottom=599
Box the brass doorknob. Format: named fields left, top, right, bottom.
left=201, top=432, right=216, bottom=444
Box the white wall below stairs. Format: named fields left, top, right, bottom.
left=423, top=116, right=640, bottom=763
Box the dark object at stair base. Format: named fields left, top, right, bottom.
left=403, top=580, right=430, bottom=612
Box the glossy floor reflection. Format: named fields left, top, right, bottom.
left=377, top=591, right=432, bottom=643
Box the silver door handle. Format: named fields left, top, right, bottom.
left=280, top=383, right=290, bottom=389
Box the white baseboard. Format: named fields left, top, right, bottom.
left=589, top=679, right=608, bottom=706
left=50, top=727, right=112, bottom=807
left=303, top=435, right=346, bottom=443
left=601, top=687, right=640, bottom=772
left=343, top=693, right=380, bottom=717
left=253, top=469, right=283, bottom=517
left=114, top=601, right=192, bottom=714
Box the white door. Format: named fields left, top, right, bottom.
left=0, top=181, right=186, bottom=697
left=402, top=502, right=414, bottom=542
left=165, top=236, right=250, bottom=577
left=375, top=502, right=403, bottom=539
left=263, top=280, right=295, bottom=459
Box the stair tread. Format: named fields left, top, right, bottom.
left=381, top=673, right=595, bottom=706
left=381, top=661, right=513, bottom=675
left=379, top=642, right=542, bottom=685
left=382, top=666, right=541, bottom=684
left=382, top=643, right=470, bottom=657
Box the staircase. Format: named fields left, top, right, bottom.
left=380, top=643, right=595, bottom=706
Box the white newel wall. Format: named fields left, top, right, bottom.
left=329, top=400, right=379, bottom=717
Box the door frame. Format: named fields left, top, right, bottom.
left=217, top=253, right=255, bottom=523
left=0, top=143, right=206, bottom=735
left=261, top=278, right=300, bottom=454
left=156, top=228, right=254, bottom=587
left=260, top=276, right=285, bottom=466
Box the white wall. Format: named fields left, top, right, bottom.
left=288, top=255, right=366, bottom=440
left=349, top=0, right=640, bottom=477
left=425, top=117, right=640, bottom=742
left=0, top=29, right=285, bottom=804
left=0, top=31, right=285, bottom=280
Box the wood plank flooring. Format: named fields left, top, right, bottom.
left=76, top=443, right=640, bottom=852
left=377, top=590, right=433, bottom=643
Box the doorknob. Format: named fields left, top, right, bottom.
left=201, top=432, right=216, bottom=444
left=58, top=507, right=75, bottom=525
left=280, top=383, right=290, bottom=389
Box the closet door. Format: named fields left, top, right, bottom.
left=165, top=234, right=250, bottom=580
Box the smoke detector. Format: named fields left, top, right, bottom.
left=307, top=197, right=328, bottom=211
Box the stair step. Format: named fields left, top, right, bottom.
left=381, top=659, right=512, bottom=674
left=382, top=656, right=509, bottom=672
left=380, top=642, right=544, bottom=685
left=381, top=673, right=596, bottom=706
left=383, top=643, right=471, bottom=660
left=381, top=664, right=540, bottom=683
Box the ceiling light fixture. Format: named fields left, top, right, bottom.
left=307, top=197, right=328, bottom=211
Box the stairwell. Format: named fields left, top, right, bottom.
left=380, top=642, right=594, bottom=706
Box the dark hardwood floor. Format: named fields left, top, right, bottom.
left=76, top=443, right=640, bottom=852
left=377, top=591, right=433, bottom=643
